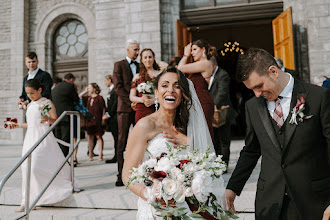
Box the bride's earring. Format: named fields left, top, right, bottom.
left=202, top=52, right=206, bottom=57
left=155, top=97, right=158, bottom=111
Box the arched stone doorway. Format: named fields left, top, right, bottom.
left=53, top=19, right=88, bottom=92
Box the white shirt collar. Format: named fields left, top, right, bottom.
left=126, top=56, right=131, bottom=63
left=109, top=84, right=114, bottom=91
left=28, top=67, right=39, bottom=79
left=278, top=73, right=294, bottom=99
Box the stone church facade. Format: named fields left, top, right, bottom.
left=0, top=0, right=329, bottom=144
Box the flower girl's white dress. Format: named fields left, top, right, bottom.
left=21, top=98, right=73, bottom=206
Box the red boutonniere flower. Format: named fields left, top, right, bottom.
left=4, top=117, right=18, bottom=129
left=289, top=96, right=313, bottom=125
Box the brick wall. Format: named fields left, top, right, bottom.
left=284, top=0, right=330, bottom=83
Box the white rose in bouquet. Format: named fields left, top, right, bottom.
left=174, top=183, right=186, bottom=203
left=162, top=178, right=177, bottom=199
left=154, top=157, right=176, bottom=173
left=185, top=187, right=193, bottom=197
left=151, top=180, right=162, bottom=200
left=191, top=170, right=213, bottom=203
left=137, top=82, right=146, bottom=93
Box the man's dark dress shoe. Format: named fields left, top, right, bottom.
left=115, top=178, right=124, bottom=187
left=105, top=157, right=117, bottom=163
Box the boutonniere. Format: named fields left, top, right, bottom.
left=289, top=96, right=313, bottom=125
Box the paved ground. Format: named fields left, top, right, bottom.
left=0, top=132, right=259, bottom=219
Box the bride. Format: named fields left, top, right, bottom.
left=122, top=68, right=226, bottom=219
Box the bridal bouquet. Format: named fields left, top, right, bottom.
left=4, top=117, right=18, bottom=129
left=39, top=102, right=52, bottom=123
left=137, top=81, right=154, bottom=94
left=127, top=144, right=237, bottom=219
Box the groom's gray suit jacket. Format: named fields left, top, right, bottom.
left=227, top=79, right=330, bottom=220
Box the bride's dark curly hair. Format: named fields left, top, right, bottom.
left=153, top=67, right=192, bottom=134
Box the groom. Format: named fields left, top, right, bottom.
left=113, top=39, right=140, bottom=186
left=226, top=48, right=330, bottom=220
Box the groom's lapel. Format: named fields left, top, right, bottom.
left=283, top=80, right=309, bottom=151
left=257, top=97, right=281, bottom=152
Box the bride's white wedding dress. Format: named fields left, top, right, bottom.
left=136, top=134, right=227, bottom=220
left=21, top=98, right=73, bottom=206
left=136, top=80, right=227, bottom=219
left=137, top=133, right=191, bottom=219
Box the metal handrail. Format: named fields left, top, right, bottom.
left=0, top=111, right=81, bottom=220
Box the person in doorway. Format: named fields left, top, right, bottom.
left=112, top=39, right=140, bottom=186
left=103, top=75, right=118, bottom=164
left=226, top=48, right=330, bottom=220
left=209, top=55, right=236, bottom=168
left=274, top=57, right=296, bottom=77
left=18, top=52, right=53, bottom=107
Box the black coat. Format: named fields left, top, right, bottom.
left=105, top=87, right=118, bottom=134
left=51, top=81, right=79, bottom=121
left=227, top=80, right=330, bottom=219
left=209, top=67, right=236, bottom=125
left=20, top=69, right=53, bottom=101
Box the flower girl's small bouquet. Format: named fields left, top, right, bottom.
left=39, top=102, right=52, bottom=123
left=4, top=117, right=18, bottom=129
left=137, top=81, right=154, bottom=95
left=127, top=144, right=238, bottom=219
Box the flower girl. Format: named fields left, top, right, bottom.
left=11, top=79, right=73, bottom=212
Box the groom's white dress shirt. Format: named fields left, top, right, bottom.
left=267, top=73, right=294, bottom=121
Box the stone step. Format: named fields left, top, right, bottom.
left=0, top=205, right=255, bottom=220
left=0, top=205, right=137, bottom=220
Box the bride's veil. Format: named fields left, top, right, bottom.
left=186, top=79, right=227, bottom=209
left=186, top=79, right=214, bottom=153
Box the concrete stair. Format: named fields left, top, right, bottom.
left=0, top=135, right=257, bottom=219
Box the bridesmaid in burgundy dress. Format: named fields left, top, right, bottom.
left=178, top=39, right=215, bottom=141
left=130, top=48, right=161, bottom=123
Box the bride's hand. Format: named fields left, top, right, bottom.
left=163, top=126, right=187, bottom=147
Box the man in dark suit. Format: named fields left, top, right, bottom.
left=209, top=57, right=236, bottom=166
left=51, top=73, right=80, bottom=156
left=103, top=75, right=118, bottom=164
left=226, top=48, right=330, bottom=220
left=18, top=52, right=53, bottom=106
left=274, top=57, right=296, bottom=78
left=113, top=39, right=140, bottom=186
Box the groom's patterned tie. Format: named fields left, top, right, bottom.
left=273, top=96, right=284, bottom=128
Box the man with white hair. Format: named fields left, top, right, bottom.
left=113, top=39, right=140, bottom=186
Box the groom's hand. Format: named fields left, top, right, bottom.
left=323, top=205, right=330, bottom=220
left=225, top=189, right=237, bottom=213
